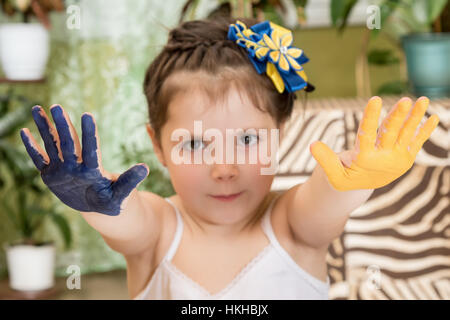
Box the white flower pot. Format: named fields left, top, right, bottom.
left=0, top=23, right=49, bottom=80
left=4, top=243, right=55, bottom=291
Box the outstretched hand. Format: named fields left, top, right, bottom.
left=20, top=105, right=149, bottom=215
left=310, top=96, right=440, bottom=191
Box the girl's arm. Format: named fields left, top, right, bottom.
left=283, top=160, right=374, bottom=250
left=80, top=188, right=165, bottom=257
left=21, top=105, right=162, bottom=257
left=283, top=96, right=439, bottom=250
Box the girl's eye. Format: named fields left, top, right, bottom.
left=182, top=139, right=205, bottom=151
left=238, top=134, right=259, bottom=147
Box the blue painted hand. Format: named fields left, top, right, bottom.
left=20, top=105, right=149, bottom=216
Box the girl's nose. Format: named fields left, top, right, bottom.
left=210, top=163, right=239, bottom=181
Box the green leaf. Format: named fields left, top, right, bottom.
left=427, top=0, right=448, bottom=24
left=331, top=0, right=358, bottom=31
left=0, top=91, right=12, bottom=116
left=367, top=49, right=399, bottom=65
left=0, top=97, right=33, bottom=138
left=259, top=5, right=283, bottom=26
left=370, top=0, right=402, bottom=39
left=376, top=80, right=409, bottom=95
left=402, top=0, right=445, bottom=32
left=293, top=0, right=308, bottom=7
left=330, top=0, right=344, bottom=26
left=2, top=199, right=20, bottom=231
left=27, top=206, right=48, bottom=232
left=48, top=212, right=72, bottom=249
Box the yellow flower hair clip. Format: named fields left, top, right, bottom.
left=228, top=20, right=314, bottom=94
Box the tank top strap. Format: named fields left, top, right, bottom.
left=163, top=198, right=184, bottom=262
left=261, top=193, right=282, bottom=246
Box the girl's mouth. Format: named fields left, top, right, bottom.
left=209, top=191, right=243, bottom=202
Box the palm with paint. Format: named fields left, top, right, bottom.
left=310, top=97, right=440, bottom=191
left=20, top=105, right=149, bottom=216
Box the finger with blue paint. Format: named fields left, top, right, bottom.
left=20, top=105, right=149, bottom=216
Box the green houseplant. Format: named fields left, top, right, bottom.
left=0, top=91, right=72, bottom=292
left=331, top=0, right=450, bottom=98
left=180, top=0, right=308, bottom=28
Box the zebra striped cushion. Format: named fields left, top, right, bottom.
left=273, top=96, right=449, bottom=300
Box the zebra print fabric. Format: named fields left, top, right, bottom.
left=273, top=96, right=449, bottom=300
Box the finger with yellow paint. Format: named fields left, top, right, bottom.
left=408, top=112, right=440, bottom=156
left=355, top=96, right=382, bottom=152
left=310, top=96, right=440, bottom=191
left=376, top=97, right=412, bottom=150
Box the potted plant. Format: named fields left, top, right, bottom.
left=179, top=0, right=309, bottom=29
left=0, top=91, right=72, bottom=292
left=399, top=1, right=450, bottom=98
left=0, top=0, right=65, bottom=80
left=331, top=0, right=450, bottom=98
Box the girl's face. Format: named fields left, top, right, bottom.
left=148, top=84, right=282, bottom=230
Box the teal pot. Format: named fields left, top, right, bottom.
left=401, top=32, right=450, bottom=98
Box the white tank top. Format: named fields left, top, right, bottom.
left=134, top=195, right=330, bottom=300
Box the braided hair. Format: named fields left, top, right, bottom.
left=143, top=17, right=296, bottom=144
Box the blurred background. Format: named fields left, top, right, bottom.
left=0, top=0, right=448, bottom=300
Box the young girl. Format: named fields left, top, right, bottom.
left=20, top=18, right=439, bottom=300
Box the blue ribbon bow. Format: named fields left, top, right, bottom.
left=228, top=20, right=311, bottom=94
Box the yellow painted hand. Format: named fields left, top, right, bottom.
left=310, top=96, right=440, bottom=191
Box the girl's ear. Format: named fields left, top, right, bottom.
left=146, top=123, right=167, bottom=167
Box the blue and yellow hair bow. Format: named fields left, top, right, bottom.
left=227, top=20, right=313, bottom=94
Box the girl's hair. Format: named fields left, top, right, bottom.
left=143, top=17, right=296, bottom=144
